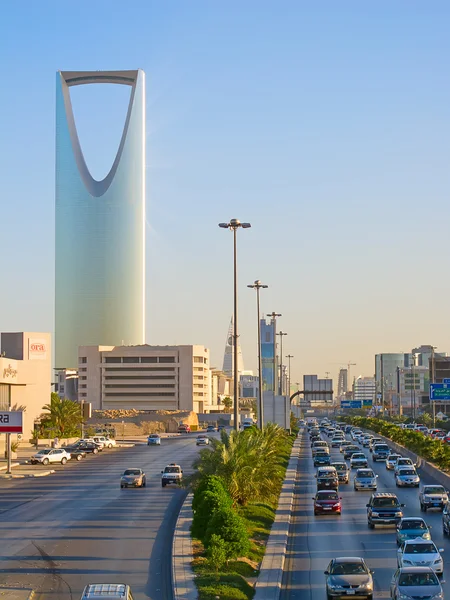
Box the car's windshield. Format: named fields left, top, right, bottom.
left=373, top=498, right=399, bottom=507
left=317, top=492, right=338, bottom=500
left=149, top=434, right=159, bottom=438
left=330, top=562, right=367, bottom=575
left=124, top=469, right=141, bottom=476
left=399, top=469, right=416, bottom=476
left=424, top=486, right=445, bottom=494
left=165, top=467, right=179, bottom=473
left=37, top=449, right=51, bottom=455
left=388, top=455, right=400, bottom=461
left=357, top=470, right=374, bottom=477
left=352, top=454, right=365, bottom=459
left=375, top=445, right=389, bottom=451
left=398, top=572, right=438, bottom=586
left=332, top=464, right=346, bottom=471
left=398, top=459, right=412, bottom=465
left=400, top=520, right=426, bottom=530
left=404, top=543, right=436, bottom=554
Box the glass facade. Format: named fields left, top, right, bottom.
left=55, top=70, right=146, bottom=368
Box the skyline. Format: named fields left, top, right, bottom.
left=1, top=1, right=450, bottom=388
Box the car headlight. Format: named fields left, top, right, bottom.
left=395, top=511, right=403, bottom=517
left=332, top=503, right=340, bottom=508
left=398, top=594, right=412, bottom=600
left=402, top=559, right=413, bottom=565
left=424, top=532, right=431, bottom=539
left=371, top=512, right=379, bottom=517
left=430, top=594, right=443, bottom=600
left=358, top=583, right=373, bottom=590
left=434, top=558, right=442, bottom=564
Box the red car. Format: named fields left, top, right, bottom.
left=178, top=424, right=191, bottom=433
left=313, top=490, right=342, bottom=515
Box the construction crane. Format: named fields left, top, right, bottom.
left=329, top=361, right=357, bottom=391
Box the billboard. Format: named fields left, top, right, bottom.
left=341, top=400, right=362, bottom=409
left=28, top=338, right=48, bottom=361
left=0, top=411, right=23, bottom=433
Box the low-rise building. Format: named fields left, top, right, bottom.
left=78, top=344, right=210, bottom=413
left=353, top=376, right=376, bottom=405
left=0, top=332, right=51, bottom=441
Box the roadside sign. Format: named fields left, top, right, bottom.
left=341, top=400, right=362, bottom=409
left=0, top=411, right=23, bottom=433
left=430, top=384, right=450, bottom=401
left=444, top=379, right=450, bottom=385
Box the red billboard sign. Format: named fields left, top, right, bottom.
left=0, top=412, right=23, bottom=434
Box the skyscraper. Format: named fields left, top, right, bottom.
left=222, top=316, right=244, bottom=378
left=55, top=70, right=146, bottom=368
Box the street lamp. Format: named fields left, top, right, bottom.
left=248, top=280, right=268, bottom=429
left=267, top=312, right=281, bottom=398
left=431, top=346, right=437, bottom=426
left=277, top=331, right=288, bottom=395
left=286, top=355, right=294, bottom=399
left=219, top=219, right=251, bottom=431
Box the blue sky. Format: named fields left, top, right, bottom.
left=1, top=1, right=450, bottom=387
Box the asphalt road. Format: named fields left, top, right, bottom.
left=0, top=434, right=207, bottom=600
left=281, top=429, right=450, bottom=600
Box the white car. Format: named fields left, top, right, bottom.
left=397, top=539, right=444, bottom=574
left=161, top=463, right=183, bottom=487
left=350, top=453, right=368, bottom=469
left=30, top=448, right=71, bottom=465
left=394, top=458, right=415, bottom=475
left=196, top=435, right=209, bottom=446
left=395, top=466, right=420, bottom=488
left=94, top=436, right=116, bottom=449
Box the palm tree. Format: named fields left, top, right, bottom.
left=41, top=393, right=81, bottom=437
left=194, top=423, right=289, bottom=506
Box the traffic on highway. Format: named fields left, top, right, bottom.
left=281, top=419, right=450, bottom=600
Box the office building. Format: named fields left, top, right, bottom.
left=56, top=368, right=79, bottom=401
left=55, top=70, right=146, bottom=369
left=222, top=316, right=244, bottom=378
left=78, top=344, right=210, bottom=413
left=353, top=376, right=375, bottom=404
left=260, top=317, right=277, bottom=392
left=375, top=353, right=412, bottom=402
left=240, top=374, right=258, bottom=402
left=397, top=366, right=428, bottom=414
left=338, top=368, right=348, bottom=397
left=0, top=332, right=52, bottom=442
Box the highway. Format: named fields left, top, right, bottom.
left=281, top=429, right=450, bottom=600
left=0, top=435, right=204, bottom=600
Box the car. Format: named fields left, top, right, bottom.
left=316, top=467, right=339, bottom=491
left=354, top=469, right=378, bottom=491
left=343, top=445, right=360, bottom=460
left=351, top=429, right=362, bottom=441
left=78, top=438, right=103, bottom=452
left=350, top=453, right=368, bottom=469
left=331, top=462, right=350, bottom=484
left=389, top=567, right=443, bottom=600
left=80, top=583, right=135, bottom=600
left=147, top=434, right=161, bottom=446
left=63, top=445, right=87, bottom=461
left=420, top=485, right=449, bottom=512
left=442, top=503, right=450, bottom=535
left=298, top=419, right=306, bottom=427
left=178, top=424, right=191, bottom=433
left=397, top=539, right=444, bottom=574
left=368, top=438, right=382, bottom=453
left=78, top=441, right=101, bottom=454
left=331, top=436, right=345, bottom=448
left=372, top=443, right=390, bottom=461
left=361, top=435, right=374, bottom=448
left=196, top=435, right=209, bottom=446
left=161, top=463, right=183, bottom=487
left=314, top=451, right=331, bottom=466
left=396, top=517, right=431, bottom=546
left=84, top=436, right=107, bottom=449
left=312, top=441, right=330, bottom=454
left=386, top=454, right=402, bottom=470
left=394, top=457, right=415, bottom=474
left=366, top=493, right=405, bottom=529
left=120, top=468, right=146, bottom=488
left=217, top=424, right=226, bottom=432
left=395, top=466, right=420, bottom=488
left=324, top=557, right=374, bottom=600
left=92, top=436, right=116, bottom=449
left=30, top=448, right=71, bottom=465
left=313, top=490, right=342, bottom=515
left=242, top=422, right=254, bottom=431
left=339, top=441, right=352, bottom=453
left=206, top=425, right=216, bottom=433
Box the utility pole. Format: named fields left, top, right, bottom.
left=247, top=280, right=268, bottom=429
left=277, top=332, right=287, bottom=395
left=431, top=346, right=437, bottom=426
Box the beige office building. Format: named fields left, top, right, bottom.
left=0, top=332, right=52, bottom=441
left=78, top=344, right=210, bottom=413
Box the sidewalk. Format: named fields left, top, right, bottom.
left=172, top=493, right=197, bottom=600
left=0, top=587, right=35, bottom=599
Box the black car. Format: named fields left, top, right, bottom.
left=366, top=492, right=405, bottom=529
left=317, top=475, right=339, bottom=491
left=77, top=442, right=101, bottom=455
left=343, top=445, right=360, bottom=460
left=63, top=445, right=87, bottom=461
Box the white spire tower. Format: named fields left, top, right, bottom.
left=222, top=316, right=244, bottom=378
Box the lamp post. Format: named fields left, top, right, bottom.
left=247, top=280, right=268, bottom=430
left=219, top=219, right=251, bottom=431
left=277, top=332, right=287, bottom=395
left=286, top=355, right=294, bottom=399
left=267, top=312, right=281, bottom=399
left=411, top=355, right=416, bottom=421
left=431, top=346, right=437, bottom=426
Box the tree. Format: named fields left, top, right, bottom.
left=192, top=488, right=233, bottom=540
left=222, top=397, right=233, bottom=413
left=41, top=393, right=82, bottom=437
left=205, top=507, right=250, bottom=561
left=207, top=534, right=227, bottom=575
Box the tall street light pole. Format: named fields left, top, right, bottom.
left=219, top=219, right=251, bottom=432
left=286, top=354, right=294, bottom=399
left=267, top=312, right=281, bottom=400
left=278, top=332, right=287, bottom=395
left=431, top=346, right=437, bottom=426
left=248, top=280, right=268, bottom=430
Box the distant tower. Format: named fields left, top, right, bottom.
left=222, top=316, right=244, bottom=378
left=338, top=368, right=348, bottom=396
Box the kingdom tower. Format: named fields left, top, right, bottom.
left=55, top=70, right=146, bottom=368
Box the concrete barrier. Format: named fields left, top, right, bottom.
left=253, top=433, right=301, bottom=600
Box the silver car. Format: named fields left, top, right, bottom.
left=397, top=539, right=444, bottom=574
left=386, top=454, right=401, bottom=470
left=325, top=557, right=374, bottom=600
left=354, top=469, right=378, bottom=491
left=395, top=466, right=420, bottom=488
left=390, top=567, right=443, bottom=600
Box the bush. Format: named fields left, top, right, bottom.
left=192, top=475, right=229, bottom=512
left=205, top=507, right=250, bottom=561
left=192, top=489, right=233, bottom=540
left=207, top=534, right=227, bottom=573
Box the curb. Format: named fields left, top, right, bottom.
left=0, top=470, right=55, bottom=479
left=253, top=432, right=301, bottom=600
left=0, top=463, right=21, bottom=472
left=172, top=492, right=197, bottom=600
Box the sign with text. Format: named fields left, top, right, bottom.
left=341, top=400, right=362, bottom=409
left=430, top=384, right=450, bottom=401
left=28, top=338, right=47, bottom=361
left=0, top=411, right=23, bottom=433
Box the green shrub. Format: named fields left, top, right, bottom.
left=192, top=475, right=229, bottom=512
left=205, top=507, right=250, bottom=561
left=192, top=489, right=233, bottom=540
left=207, top=534, right=227, bottom=573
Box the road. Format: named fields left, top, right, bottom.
left=281, top=429, right=450, bottom=600
left=0, top=434, right=206, bottom=600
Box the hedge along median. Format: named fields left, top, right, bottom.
left=343, top=416, right=450, bottom=472
left=189, top=420, right=299, bottom=600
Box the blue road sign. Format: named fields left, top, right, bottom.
left=444, top=379, right=450, bottom=385
left=430, top=384, right=450, bottom=401
left=341, top=400, right=362, bottom=409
